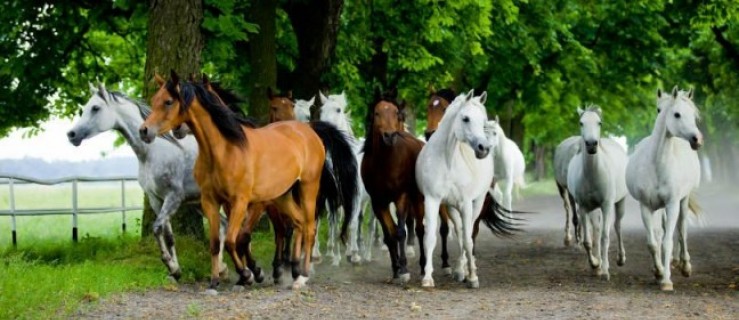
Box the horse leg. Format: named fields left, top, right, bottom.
left=374, top=200, right=400, bottom=279
left=615, top=199, right=626, bottom=267
left=658, top=201, right=680, bottom=291
left=448, top=206, right=467, bottom=283
left=163, top=222, right=180, bottom=278
left=327, top=204, right=341, bottom=266
left=271, top=213, right=287, bottom=284
left=677, top=197, right=691, bottom=277
left=405, top=214, right=416, bottom=259
left=463, top=196, right=485, bottom=288
left=557, top=182, right=573, bottom=247
left=569, top=191, right=581, bottom=245
left=224, top=198, right=254, bottom=289
left=581, top=209, right=600, bottom=273
left=439, top=205, right=452, bottom=275
left=200, top=194, right=225, bottom=294
left=147, top=195, right=179, bottom=280
left=346, top=194, right=363, bottom=264
left=640, top=204, right=663, bottom=282
left=421, top=197, right=441, bottom=287
left=598, top=202, right=615, bottom=281
left=394, top=194, right=411, bottom=284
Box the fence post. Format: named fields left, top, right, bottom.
left=121, top=179, right=127, bottom=233
left=72, top=179, right=78, bottom=242
left=9, top=178, right=17, bottom=247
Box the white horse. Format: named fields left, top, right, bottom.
left=417, top=90, right=515, bottom=288
left=294, top=96, right=315, bottom=122
left=626, top=87, right=703, bottom=291
left=488, top=116, right=526, bottom=212
left=567, top=106, right=628, bottom=280
left=67, top=83, right=230, bottom=281
left=554, top=136, right=581, bottom=246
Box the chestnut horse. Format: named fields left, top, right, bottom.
left=268, top=88, right=296, bottom=122
left=140, top=71, right=357, bottom=292
left=362, top=88, right=426, bottom=283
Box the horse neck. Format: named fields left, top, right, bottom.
left=579, top=139, right=603, bottom=175
left=648, top=108, right=675, bottom=166
left=112, top=101, right=151, bottom=161
left=337, top=114, right=355, bottom=137
left=184, top=104, right=232, bottom=169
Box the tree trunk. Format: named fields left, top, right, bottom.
left=533, top=142, right=547, bottom=181
left=141, top=0, right=205, bottom=240
left=285, top=0, right=344, bottom=99
left=245, top=0, right=277, bottom=124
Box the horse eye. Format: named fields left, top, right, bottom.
left=674, top=112, right=681, bottom=119
left=77, top=109, right=83, bottom=116
left=91, top=105, right=100, bottom=112
left=336, top=108, right=341, bottom=113
left=165, top=99, right=174, bottom=107
left=462, top=116, right=470, bottom=123
left=579, top=122, right=583, bottom=126
left=598, top=122, right=602, bottom=126
left=657, top=108, right=661, bottom=114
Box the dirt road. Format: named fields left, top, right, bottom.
left=75, top=185, right=738, bottom=319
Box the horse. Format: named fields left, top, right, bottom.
left=488, top=116, right=527, bottom=213
left=361, top=87, right=426, bottom=283
left=139, top=71, right=357, bottom=293
left=66, top=82, right=229, bottom=281
left=294, top=96, right=315, bottom=122
left=417, top=90, right=516, bottom=288
left=554, top=136, right=581, bottom=246
left=268, top=88, right=296, bottom=122
left=626, top=87, right=703, bottom=291
left=567, top=106, right=628, bottom=281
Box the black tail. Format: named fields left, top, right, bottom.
left=480, top=192, right=521, bottom=237
left=310, top=121, right=359, bottom=244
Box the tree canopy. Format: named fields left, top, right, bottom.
left=1, top=0, right=737, bottom=179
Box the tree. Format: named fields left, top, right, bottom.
left=140, top=0, right=206, bottom=240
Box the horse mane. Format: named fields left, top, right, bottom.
left=363, top=92, right=405, bottom=154
left=208, top=82, right=258, bottom=127
left=167, top=80, right=249, bottom=145
left=433, top=88, right=457, bottom=104
left=109, top=91, right=181, bottom=146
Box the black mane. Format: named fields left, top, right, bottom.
left=207, top=82, right=258, bottom=127
left=166, top=80, right=251, bottom=145
left=433, top=88, right=456, bottom=104
left=110, top=91, right=181, bottom=146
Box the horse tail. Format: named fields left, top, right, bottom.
left=688, top=192, right=702, bottom=217
left=310, top=121, right=359, bottom=244
left=479, top=192, right=520, bottom=237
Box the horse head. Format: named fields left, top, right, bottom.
left=658, top=87, right=703, bottom=150
left=67, top=82, right=121, bottom=146
left=484, top=115, right=502, bottom=152
left=425, top=88, right=455, bottom=141
left=140, top=70, right=191, bottom=143
left=452, top=90, right=491, bottom=159
left=294, top=96, right=315, bottom=122
left=577, top=105, right=602, bottom=155
left=267, top=87, right=295, bottom=123
left=319, top=91, right=349, bottom=127
left=368, top=87, right=405, bottom=146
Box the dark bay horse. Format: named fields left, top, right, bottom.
left=361, top=88, right=426, bottom=283
left=140, top=71, right=357, bottom=293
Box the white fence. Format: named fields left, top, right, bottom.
left=0, top=174, right=143, bottom=246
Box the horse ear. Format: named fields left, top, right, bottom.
left=398, top=100, right=407, bottom=121
left=188, top=73, right=196, bottom=83
left=465, top=89, right=474, bottom=101
left=319, top=91, right=328, bottom=104
left=308, top=96, right=315, bottom=106
left=89, top=82, right=98, bottom=93
left=428, top=84, right=436, bottom=95
left=657, top=88, right=662, bottom=98
left=495, top=115, right=500, bottom=123
left=287, top=90, right=293, bottom=100
left=97, top=83, right=109, bottom=102
left=577, top=107, right=585, bottom=117
left=341, top=90, right=346, bottom=100
left=374, top=87, right=382, bottom=102
left=687, top=88, right=694, bottom=99
left=671, top=86, right=679, bottom=99
left=388, top=87, right=398, bottom=99
left=154, top=73, right=165, bottom=86
left=478, top=91, right=488, bottom=105
left=202, top=73, right=210, bottom=86
left=267, top=87, right=274, bottom=99
left=170, top=69, right=180, bottom=85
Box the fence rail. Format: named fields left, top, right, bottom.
left=0, top=174, right=143, bottom=246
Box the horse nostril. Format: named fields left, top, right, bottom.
left=691, top=136, right=698, bottom=143
left=67, top=131, right=75, bottom=139
left=139, top=127, right=148, bottom=137
left=477, top=144, right=485, bottom=151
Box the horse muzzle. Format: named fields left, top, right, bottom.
left=139, top=125, right=157, bottom=144
left=172, top=124, right=189, bottom=139
left=66, top=130, right=84, bottom=147
left=585, top=140, right=598, bottom=155
left=474, top=141, right=491, bottom=159
left=381, top=132, right=398, bottom=145
left=690, top=134, right=703, bottom=150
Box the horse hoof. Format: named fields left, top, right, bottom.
left=254, top=270, right=265, bottom=284
left=311, top=256, right=323, bottom=264
left=406, top=247, right=416, bottom=258
left=617, top=255, right=626, bottom=267
left=203, top=289, right=219, bottom=296
left=681, top=262, right=692, bottom=277
left=350, top=254, right=362, bottom=265
left=232, top=285, right=246, bottom=292
left=442, top=267, right=453, bottom=276
left=467, top=279, right=480, bottom=289
left=380, top=244, right=388, bottom=252
left=237, top=272, right=254, bottom=286
left=660, top=282, right=674, bottom=291
left=219, top=266, right=230, bottom=280
left=166, top=275, right=178, bottom=284
left=564, top=236, right=572, bottom=247
left=591, top=266, right=603, bottom=277
left=421, top=278, right=435, bottom=288
left=292, top=275, right=309, bottom=290
left=331, top=255, right=341, bottom=267
left=600, top=273, right=611, bottom=281
left=453, top=270, right=466, bottom=283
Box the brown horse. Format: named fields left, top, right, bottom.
left=361, top=87, right=426, bottom=283
left=268, top=88, right=296, bottom=122
left=140, top=71, right=357, bottom=292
